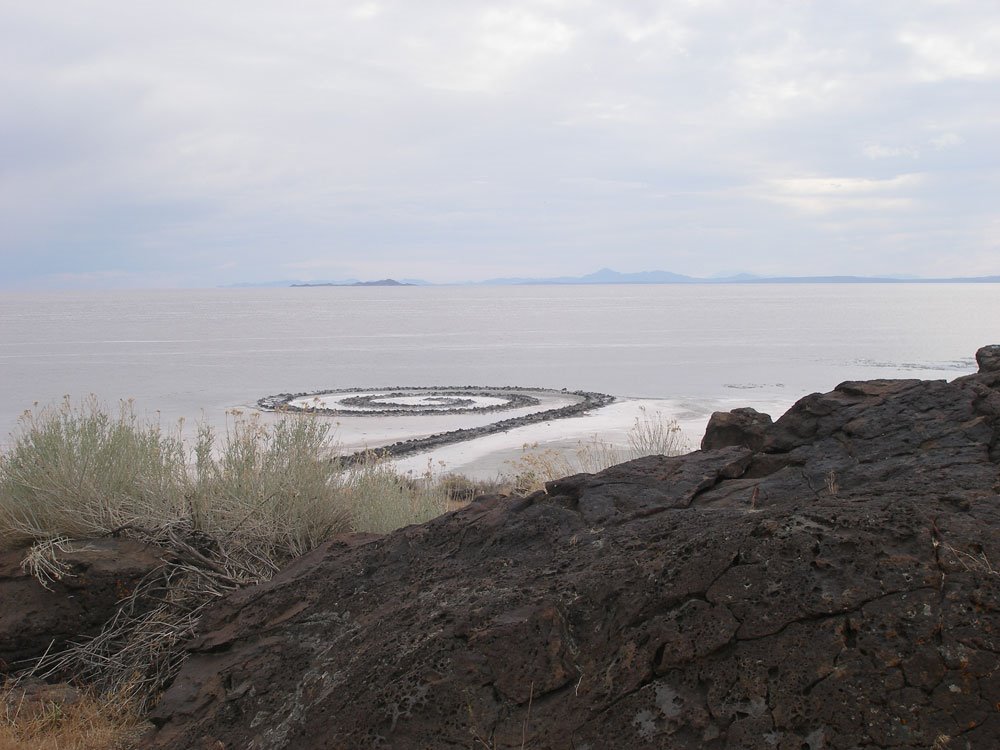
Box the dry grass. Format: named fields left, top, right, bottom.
left=0, top=683, right=146, bottom=750
left=626, top=407, right=689, bottom=457
left=505, top=408, right=689, bottom=492
left=940, top=542, right=998, bottom=576
left=436, top=473, right=508, bottom=507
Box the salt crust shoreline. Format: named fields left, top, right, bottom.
left=255, top=386, right=797, bottom=479
left=392, top=395, right=799, bottom=479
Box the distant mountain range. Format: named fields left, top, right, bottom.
left=290, top=278, right=414, bottom=287
left=476, top=268, right=1000, bottom=285
left=478, top=268, right=695, bottom=285
left=225, top=268, right=1000, bottom=288
left=225, top=278, right=428, bottom=288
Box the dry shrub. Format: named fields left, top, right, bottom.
left=436, top=473, right=508, bottom=506
left=24, top=519, right=277, bottom=713
left=626, top=407, right=689, bottom=457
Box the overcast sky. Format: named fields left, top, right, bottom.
left=2, top=1, right=999, bottom=287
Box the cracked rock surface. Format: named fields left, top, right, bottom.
left=149, top=349, right=1000, bottom=749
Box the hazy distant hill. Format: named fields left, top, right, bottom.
left=226, top=269, right=999, bottom=288
left=476, top=268, right=1000, bottom=285
left=291, top=278, right=414, bottom=287
left=224, top=277, right=430, bottom=288
left=479, top=268, right=697, bottom=285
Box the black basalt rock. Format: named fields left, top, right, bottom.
left=977, top=344, right=1000, bottom=373
left=149, top=348, right=1000, bottom=749
left=701, top=406, right=774, bottom=452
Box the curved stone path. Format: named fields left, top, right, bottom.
left=257, top=386, right=615, bottom=462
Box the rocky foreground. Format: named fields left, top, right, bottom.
left=147, top=348, right=1000, bottom=749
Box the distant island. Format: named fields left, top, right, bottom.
left=228, top=268, right=1000, bottom=288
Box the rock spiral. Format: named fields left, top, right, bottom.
left=259, top=387, right=544, bottom=416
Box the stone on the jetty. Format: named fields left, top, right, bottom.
left=700, top=406, right=773, bottom=452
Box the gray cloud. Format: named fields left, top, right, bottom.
left=2, top=0, right=998, bottom=286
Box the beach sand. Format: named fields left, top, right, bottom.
left=386, top=394, right=796, bottom=480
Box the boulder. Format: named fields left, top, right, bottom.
left=701, top=406, right=773, bottom=452
left=148, top=348, right=1000, bottom=749
left=977, top=344, right=1000, bottom=374
left=0, top=538, right=165, bottom=674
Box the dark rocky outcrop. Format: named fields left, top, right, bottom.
left=978, top=344, right=1000, bottom=374
left=701, top=407, right=773, bottom=452
left=0, top=539, right=165, bottom=674
left=149, top=349, right=1000, bottom=749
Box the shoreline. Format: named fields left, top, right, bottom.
left=256, top=386, right=800, bottom=479
left=388, top=394, right=799, bottom=479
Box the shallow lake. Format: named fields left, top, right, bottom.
left=1, top=284, right=995, bottom=474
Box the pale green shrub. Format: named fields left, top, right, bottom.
left=0, top=399, right=448, bottom=709
left=0, top=397, right=187, bottom=548
left=191, top=412, right=350, bottom=559
left=0, top=399, right=450, bottom=554
left=344, top=455, right=449, bottom=534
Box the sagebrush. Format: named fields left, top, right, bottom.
left=0, top=397, right=688, bottom=717
left=0, top=398, right=448, bottom=709
left=0, top=399, right=450, bottom=553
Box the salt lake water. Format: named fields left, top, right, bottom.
left=1, top=284, right=996, bottom=474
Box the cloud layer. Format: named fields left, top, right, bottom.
left=2, top=0, right=999, bottom=286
